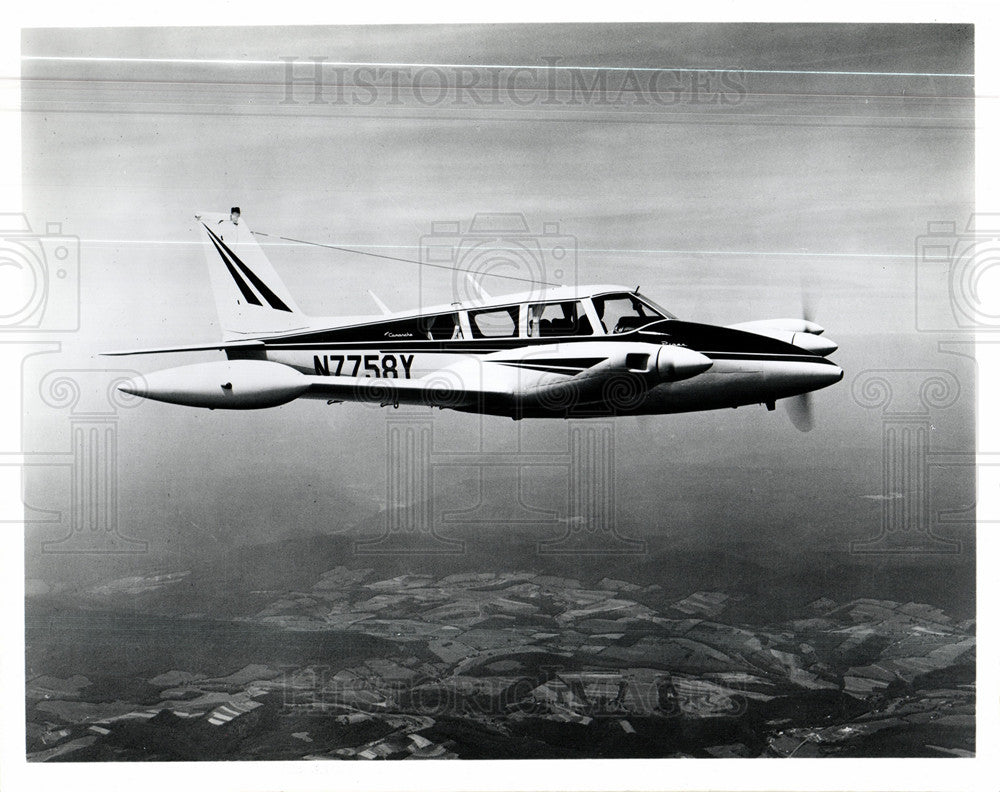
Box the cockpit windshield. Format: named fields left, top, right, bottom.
left=593, top=292, right=674, bottom=334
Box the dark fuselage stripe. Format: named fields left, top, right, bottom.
left=266, top=345, right=830, bottom=368
left=255, top=322, right=835, bottom=365
left=497, top=362, right=589, bottom=375
left=268, top=343, right=518, bottom=352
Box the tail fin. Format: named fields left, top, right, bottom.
left=196, top=208, right=308, bottom=339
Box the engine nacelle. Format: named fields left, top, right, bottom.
left=119, top=360, right=309, bottom=409
left=729, top=318, right=825, bottom=335
left=583, top=343, right=713, bottom=383
left=655, top=344, right=714, bottom=382
left=726, top=322, right=837, bottom=356
left=516, top=341, right=712, bottom=411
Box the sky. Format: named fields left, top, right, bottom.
left=18, top=23, right=976, bottom=585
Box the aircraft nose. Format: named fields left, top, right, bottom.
left=767, top=360, right=843, bottom=398
left=817, top=364, right=844, bottom=387
left=792, top=333, right=838, bottom=356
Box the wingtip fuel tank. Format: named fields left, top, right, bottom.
left=119, top=360, right=309, bottom=409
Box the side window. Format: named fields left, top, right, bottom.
left=526, top=301, right=593, bottom=337
left=593, top=294, right=658, bottom=334
left=420, top=313, right=463, bottom=340
left=468, top=306, right=518, bottom=338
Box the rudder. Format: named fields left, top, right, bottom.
left=196, top=208, right=308, bottom=339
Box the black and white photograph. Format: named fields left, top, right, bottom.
left=2, top=4, right=997, bottom=791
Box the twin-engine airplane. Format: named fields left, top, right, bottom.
left=106, top=209, right=843, bottom=427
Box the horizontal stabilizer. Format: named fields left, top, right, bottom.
left=101, top=340, right=266, bottom=357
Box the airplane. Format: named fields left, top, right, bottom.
left=105, top=208, right=843, bottom=427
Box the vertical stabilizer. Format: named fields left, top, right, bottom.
left=196, top=208, right=308, bottom=339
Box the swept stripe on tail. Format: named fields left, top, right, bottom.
left=203, top=224, right=291, bottom=312
left=196, top=209, right=306, bottom=339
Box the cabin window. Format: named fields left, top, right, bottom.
left=468, top=306, right=519, bottom=338
left=526, top=300, right=593, bottom=337
left=593, top=293, right=665, bottom=334
left=420, top=313, right=463, bottom=340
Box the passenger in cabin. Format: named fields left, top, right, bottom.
left=529, top=301, right=591, bottom=337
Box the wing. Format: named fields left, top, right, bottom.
left=113, top=342, right=712, bottom=413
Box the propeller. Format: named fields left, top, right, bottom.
left=801, top=271, right=817, bottom=325
left=786, top=274, right=817, bottom=432
left=785, top=393, right=814, bottom=432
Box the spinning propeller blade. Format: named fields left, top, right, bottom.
left=785, top=392, right=814, bottom=432
left=801, top=273, right=816, bottom=325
